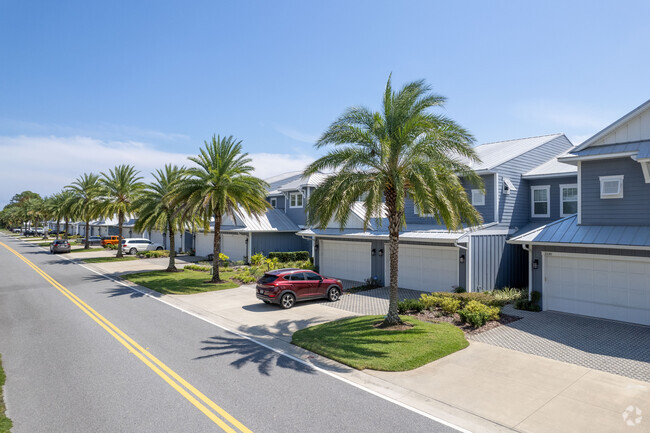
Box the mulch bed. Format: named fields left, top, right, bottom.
left=408, top=309, right=522, bottom=335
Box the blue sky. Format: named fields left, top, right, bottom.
left=1, top=0, right=649, bottom=206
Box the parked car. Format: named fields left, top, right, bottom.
left=87, top=236, right=102, bottom=245
left=101, top=235, right=120, bottom=247
left=23, top=229, right=35, bottom=236
left=256, top=268, right=343, bottom=309
left=12, top=228, right=21, bottom=233
left=50, top=239, right=71, bottom=254
left=121, top=238, right=163, bottom=255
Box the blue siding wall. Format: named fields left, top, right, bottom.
left=581, top=157, right=650, bottom=226
left=471, top=235, right=527, bottom=291
left=495, top=135, right=574, bottom=227
left=404, top=174, right=495, bottom=225
left=285, top=191, right=307, bottom=225
left=251, top=232, right=309, bottom=256
left=268, top=195, right=285, bottom=211
left=526, top=176, right=578, bottom=224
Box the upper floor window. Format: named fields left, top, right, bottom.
left=560, top=184, right=578, bottom=216
left=413, top=203, right=433, bottom=217
left=471, top=189, right=485, bottom=206
left=599, top=175, right=624, bottom=199
left=531, top=185, right=550, bottom=218
left=270, top=197, right=277, bottom=208
left=289, top=192, right=303, bottom=208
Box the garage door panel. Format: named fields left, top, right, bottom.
left=222, top=234, right=247, bottom=262
left=320, top=240, right=370, bottom=282
left=545, top=253, right=650, bottom=326
left=385, top=244, right=458, bottom=292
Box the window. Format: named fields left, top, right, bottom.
left=289, top=272, right=305, bottom=281
left=560, top=184, right=578, bottom=216
left=471, top=189, right=485, bottom=206
left=289, top=192, right=303, bottom=208
left=270, top=197, right=277, bottom=208
left=531, top=185, right=550, bottom=218
left=413, top=203, right=433, bottom=217
left=600, top=175, right=624, bottom=199
left=304, top=272, right=322, bottom=281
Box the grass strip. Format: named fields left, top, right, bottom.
left=83, top=256, right=139, bottom=263
left=292, top=315, right=469, bottom=371
left=0, top=354, right=13, bottom=433
left=123, top=269, right=239, bottom=295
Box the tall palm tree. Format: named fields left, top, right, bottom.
left=174, top=135, right=269, bottom=282
left=304, top=76, right=483, bottom=326
left=67, top=173, right=102, bottom=249
left=99, top=165, right=146, bottom=258
left=134, top=164, right=190, bottom=272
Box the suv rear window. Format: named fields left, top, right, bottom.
left=258, top=274, right=278, bottom=284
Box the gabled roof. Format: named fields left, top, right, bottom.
left=574, top=99, right=650, bottom=152
left=523, top=151, right=577, bottom=178
left=460, top=133, right=565, bottom=171
left=509, top=215, right=650, bottom=249
left=222, top=208, right=300, bottom=232
left=266, top=171, right=328, bottom=194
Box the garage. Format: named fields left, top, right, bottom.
left=319, top=240, right=371, bottom=282
left=544, top=252, right=650, bottom=326
left=221, top=233, right=247, bottom=262
left=385, top=244, right=459, bottom=292
left=195, top=232, right=214, bottom=257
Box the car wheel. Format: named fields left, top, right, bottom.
left=327, top=286, right=341, bottom=302
left=129, top=248, right=137, bottom=255
left=280, top=293, right=295, bottom=309
left=156, top=246, right=163, bottom=251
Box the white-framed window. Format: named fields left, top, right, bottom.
left=471, top=189, right=485, bottom=206
left=289, top=192, right=303, bottom=208
left=560, top=184, right=578, bottom=216
left=531, top=185, right=550, bottom=218
left=599, top=175, right=624, bottom=199
left=413, top=203, right=433, bottom=217
left=270, top=198, right=277, bottom=208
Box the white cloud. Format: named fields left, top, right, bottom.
left=272, top=124, right=320, bottom=144
left=0, top=135, right=314, bottom=207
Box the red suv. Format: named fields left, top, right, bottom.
left=256, top=268, right=343, bottom=309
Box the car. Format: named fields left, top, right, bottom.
left=255, top=268, right=343, bottom=309
left=121, top=238, right=163, bottom=255
left=23, top=229, right=35, bottom=236
left=12, top=228, right=21, bottom=233
left=101, top=235, right=120, bottom=246
left=50, top=239, right=71, bottom=254
left=86, top=236, right=102, bottom=245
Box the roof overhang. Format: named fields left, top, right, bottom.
left=522, top=172, right=578, bottom=180
left=558, top=151, right=638, bottom=164
left=507, top=239, right=650, bottom=251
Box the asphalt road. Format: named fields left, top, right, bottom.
left=0, top=234, right=461, bottom=433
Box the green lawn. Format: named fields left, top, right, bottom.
left=0, top=354, right=12, bottom=433
left=82, top=256, right=139, bottom=263
left=72, top=247, right=105, bottom=253
left=122, top=269, right=239, bottom=295
left=292, top=316, right=469, bottom=371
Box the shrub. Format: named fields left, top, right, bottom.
left=397, top=299, right=425, bottom=313
left=420, top=294, right=443, bottom=310
left=453, top=286, right=466, bottom=293
left=184, top=264, right=211, bottom=272
left=459, top=300, right=501, bottom=327
left=140, top=250, right=170, bottom=258
left=440, top=297, right=461, bottom=315
left=268, top=251, right=310, bottom=262
left=432, top=291, right=503, bottom=308
left=237, top=275, right=256, bottom=283
left=265, top=257, right=279, bottom=270
left=490, top=287, right=526, bottom=304
left=250, top=253, right=265, bottom=266
left=514, top=291, right=542, bottom=312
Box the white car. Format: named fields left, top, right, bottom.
left=121, top=238, right=164, bottom=255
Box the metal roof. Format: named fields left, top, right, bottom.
left=568, top=140, right=650, bottom=157
left=222, top=208, right=300, bottom=232
left=277, top=172, right=328, bottom=191
left=456, top=133, right=565, bottom=171
left=508, top=215, right=650, bottom=248
left=523, top=152, right=577, bottom=178
left=296, top=226, right=466, bottom=242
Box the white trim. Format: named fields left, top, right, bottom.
left=559, top=183, right=578, bottom=217
left=494, top=173, right=499, bottom=222
left=639, top=160, right=650, bottom=183
left=471, top=189, right=485, bottom=206
left=530, top=185, right=550, bottom=218
left=542, top=252, right=547, bottom=311
left=522, top=172, right=578, bottom=180
left=507, top=240, right=650, bottom=251
left=599, top=175, right=624, bottom=199
left=270, top=197, right=277, bottom=208
left=543, top=250, right=650, bottom=263
left=559, top=151, right=638, bottom=163
left=289, top=192, right=303, bottom=208
left=577, top=162, right=582, bottom=225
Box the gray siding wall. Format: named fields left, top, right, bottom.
left=268, top=195, right=285, bottom=211
left=530, top=245, right=650, bottom=294
left=581, top=157, right=650, bottom=226
left=404, top=174, right=495, bottom=225
left=495, top=135, right=574, bottom=227
left=285, top=191, right=307, bottom=225
left=471, top=235, right=527, bottom=292
left=108, top=226, right=119, bottom=236
left=251, top=232, right=309, bottom=256
left=526, top=176, right=578, bottom=224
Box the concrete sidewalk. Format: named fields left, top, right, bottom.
left=87, top=261, right=649, bottom=433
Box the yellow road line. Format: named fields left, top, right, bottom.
left=0, top=241, right=252, bottom=433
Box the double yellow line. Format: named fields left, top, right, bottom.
left=0, top=241, right=252, bottom=433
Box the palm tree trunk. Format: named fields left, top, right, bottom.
left=64, top=218, right=69, bottom=240
left=56, top=222, right=60, bottom=240
left=383, top=187, right=403, bottom=326
left=211, top=212, right=221, bottom=283
left=116, top=212, right=124, bottom=258
left=84, top=220, right=90, bottom=249
left=166, top=221, right=177, bottom=272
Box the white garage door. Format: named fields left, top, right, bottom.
left=149, top=230, right=165, bottom=247
left=195, top=232, right=214, bottom=257
left=320, top=240, right=371, bottom=282
left=544, top=253, right=650, bottom=326
left=385, top=244, right=459, bottom=292
left=221, top=234, right=247, bottom=262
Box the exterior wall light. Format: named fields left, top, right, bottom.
left=459, top=254, right=465, bottom=264
left=378, top=249, right=384, bottom=256
left=371, top=248, right=377, bottom=256
left=532, top=259, right=539, bottom=269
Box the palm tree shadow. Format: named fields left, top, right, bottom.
left=194, top=335, right=316, bottom=376
left=104, top=287, right=145, bottom=298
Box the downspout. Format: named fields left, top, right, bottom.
left=522, top=243, right=532, bottom=301
left=247, top=231, right=252, bottom=264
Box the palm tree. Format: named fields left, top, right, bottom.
left=99, top=165, right=146, bottom=258
left=134, top=164, right=190, bottom=272
left=174, top=135, right=269, bottom=282
left=67, top=173, right=102, bottom=249
left=304, top=76, right=483, bottom=326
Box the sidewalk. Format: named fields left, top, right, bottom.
left=87, top=261, right=650, bottom=433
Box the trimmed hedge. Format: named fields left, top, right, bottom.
left=268, top=251, right=310, bottom=263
